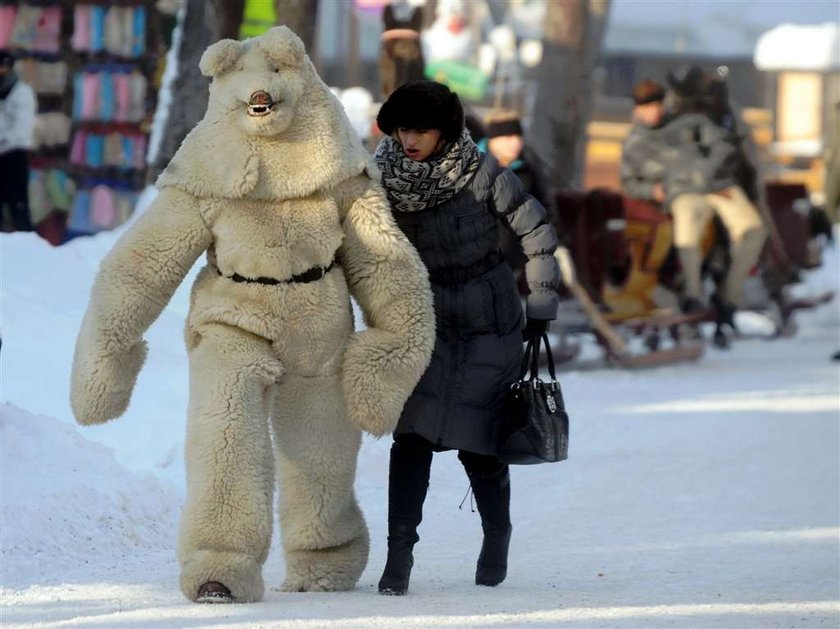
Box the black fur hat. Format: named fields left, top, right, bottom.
left=666, top=65, right=712, bottom=98
left=666, top=65, right=717, bottom=114
left=0, top=50, right=14, bottom=69
left=377, top=80, right=464, bottom=142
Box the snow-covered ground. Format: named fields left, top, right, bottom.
left=1, top=197, right=838, bottom=628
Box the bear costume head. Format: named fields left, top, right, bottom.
left=158, top=26, right=373, bottom=200
left=198, top=27, right=307, bottom=137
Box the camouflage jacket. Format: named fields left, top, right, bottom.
left=620, top=121, right=667, bottom=201
left=658, top=112, right=742, bottom=200
left=621, top=113, right=743, bottom=204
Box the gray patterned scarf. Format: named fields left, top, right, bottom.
left=374, top=128, right=481, bottom=213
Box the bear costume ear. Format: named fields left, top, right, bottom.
left=259, top=26, right=306, bottom=68
left=199, top=39, right=242, bottom=77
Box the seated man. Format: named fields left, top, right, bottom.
left=620, top=79, right=668, bottom=205
left=660, top=67, right=767, bottom=319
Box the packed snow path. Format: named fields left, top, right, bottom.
left=1, top=203, right=838, bottom=628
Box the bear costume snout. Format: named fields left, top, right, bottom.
left=248, top=91, right=275, bottom=116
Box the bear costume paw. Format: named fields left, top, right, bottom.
left=342, top=329, right=422, bottom=437
left=71, top=341, right=148, bottom=425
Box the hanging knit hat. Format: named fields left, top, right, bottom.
left=376, top=80, right=464, bottom=142
left=485, top=110, right=523, bottom=138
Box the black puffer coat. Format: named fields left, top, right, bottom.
left=392, top=153, right=559, bottom=455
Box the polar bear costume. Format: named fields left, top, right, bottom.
left=70, top=26, right=435, bottom=603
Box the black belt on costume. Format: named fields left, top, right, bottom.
left=428, top=251, right=503, bottom=286
left=217, top=258, right=336, bottom=285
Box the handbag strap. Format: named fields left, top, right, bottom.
left=530, top=333, right=541, bottom=380
left=541, top=333, right=558, bottom=383
left=519, top=335, right=537, bottom=381
left=519, top=334, right=560, bottom=383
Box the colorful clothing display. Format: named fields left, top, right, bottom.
left=8, top=4, right=62, bottom=54
left=28, top=167, right=76, bottom=224
left=67, top=182, right=137, bottom=233
left=72, top=5, right=146, bottom=57
left=72, top=68, right=147, bottom=123
left=3, top=1, right=157, bottom=241
left=70, top=128, right=147, bottom=170
left=13, top=58, right=67, bottom=95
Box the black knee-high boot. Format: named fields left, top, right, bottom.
left=378, top=437, right=433, bottom=595
left=467, top=466, right=512, bottom=587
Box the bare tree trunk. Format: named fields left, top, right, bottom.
left=215, top=0, right=245, bottom=40
left=527, top=0, right=611, bottom=191
left=148, top=0, right=244, bottom=181
left=576, top=0, right=611, bottom=184
left=274, top=0, right=320, bottom=54
left=348, top=4, right=360, bottom=86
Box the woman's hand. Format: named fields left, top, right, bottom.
left=523, top=317, right=549, bottom=341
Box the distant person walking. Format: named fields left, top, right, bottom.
left=0, top=51, right=36, bottom=231
left=479, top=110, right=553, bottom=274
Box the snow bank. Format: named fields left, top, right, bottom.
left=0, top=404, right=181, bottom=588
left=0, top=188, right=199, bottom=486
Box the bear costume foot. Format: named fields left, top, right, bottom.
left=180, top=550, right=265, bottom=603
left=278, top=534, right=369, bottom=592
left=277, top=576, right=337, bottom=593
left=196, top=581, right=234, bottom=603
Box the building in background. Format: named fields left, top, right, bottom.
left=754, top=22, right=840, bottom=193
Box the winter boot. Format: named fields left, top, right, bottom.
left=711, top=292, right=737, bottom=349
left=378, top=437, right=433, bottom=595
left=196, top=581, right=233, bottom=603
left=712, top=292, right=737, bottom=330
left=678, top=297, right=707, bottom=340
left=679, top=296, right=706, bottom=316
left=468, top=466, right=512, bottom=587
left=378, top=524, right=419, bottom=595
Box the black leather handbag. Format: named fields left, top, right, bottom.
left=498, top=333, right=569, bottom=465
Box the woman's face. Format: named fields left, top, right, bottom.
left=397, top=128, right=443, bottom=161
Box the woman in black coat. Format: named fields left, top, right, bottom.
left=373, top=81, right=559, bottom=595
